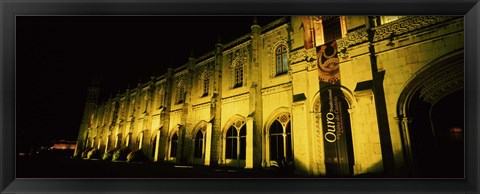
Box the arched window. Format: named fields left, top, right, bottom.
left=143, top=91, right=149, bottom=113
left=202, top=76, right=209, bottom=97
left=177, top=83, right=185, bottom=104
left=269, top=113, right=292, bottom=162
left=194, top=130, right=204, bottom=158
left=225, top=120, right=246, bottom=160
left=158, top=87, right=165, bottom=108
left=275, top=45, right=289, bottom=75
left=170, top=133, right=178, bottom=158
left=225, top=126, right=238, bottom=159
left=234, top=62, right=243, bottom=88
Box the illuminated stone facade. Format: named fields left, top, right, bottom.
left=74, top=16, right=464, bottom=177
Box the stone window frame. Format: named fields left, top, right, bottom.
left=199, top=70, right=210, bottom=97
left=267, top=113, right=292, bottom=162
left=274, top=44, right=289, bottom=76
left=223, top=118, right=247, bottom=162
left=168, top=129, right=179, bottom=159
left=233, top=60, right=244, bottom=88
left=193, top=125, right=207, bottom=159
left=157, top=86, right=166, bottom=109
left=176, top=80, right=186, bottom=104
left=312, top=16, right=347, bottom=46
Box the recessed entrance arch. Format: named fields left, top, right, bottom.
left=397, top=51, right=464, bottom=177
left=313, top=86, right=355, bottom=176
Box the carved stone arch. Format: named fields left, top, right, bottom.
left=193, top=120, right=208, bottom=134
left=169, top=124, right=181, bottom=139
left=270, top=41, right=290, bottom=77
left=397, top=50, right=464, bottom=118
left=199, top=68, right=210, bottom=80
left=264, top=107, right=291, bottom=134
left=312, top=85, right=356, bottom=110
left=223, top=114, right=246, bottom=135
left=270, top=41, right=289, bottom=55
left=176, top=79, right=185, bottom=88
left=396, top=50, right=464, bottom=177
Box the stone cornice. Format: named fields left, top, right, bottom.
left=261, top=82, right=292, bottom=95
left=223, top=40, right=252, bottom=56
left=261, top=17, right=288, bottom=34
left=196, top=51, right=215, bottom=62
left=192, top=101, right=211, bottom=110
left=221, top=92, right=249, bottom=104
left=373, top=16, right=459, bottom=42
left=223, top=34, right=252, bottom=51
left=337, top=16, right=460, bottom=52
left=337, top=27, right=369, bottom=52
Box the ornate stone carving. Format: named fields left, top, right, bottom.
left=419, top=64, right=464, bottom=104
left=313, top=97, right=323, bottom=164
left=306, top=48, right=318, bottom=69
left=373, top=16, right=458, bottom=42
left=337, top=27, right=369, bottom=52
left=230, top=47, right=248, bottom=68
left=289, top=50, right=306, bottom=65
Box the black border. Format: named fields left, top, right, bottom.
left=2, top=0, right=479, bottom=193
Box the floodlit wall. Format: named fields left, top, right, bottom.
left=74, top=16, right=464, bottom=177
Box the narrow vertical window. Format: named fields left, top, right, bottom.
left=225, top=126, right=238, bottom=159
left=202, top=77, right=209, bottom=97
left=234, top=62, right=243, bottom=88
left=177, top=84, right=185, bottom=104
left=170, top=133, right=178, bottom=158
left=158, top=88, right=165, bottom=108
left=322, top=16, right=342, bottom=43
left=194, top=130, right=204, bottom=158
left=269, top=114, right=292, bottom=162
left=275, top=45, right=288, bottom=75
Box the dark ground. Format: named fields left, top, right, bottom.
left=16, top=156, right=308, bottom=179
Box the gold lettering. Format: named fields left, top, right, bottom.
left=325, top=132, right=336, bottom=142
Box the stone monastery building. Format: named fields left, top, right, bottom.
left=74, top=16, right=464, bottom=177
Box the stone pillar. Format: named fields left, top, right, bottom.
left=154, top=130, right=160, bottom=162
left=213, top=41, right=224, bottom=165
left=204, top=122, right=213, bottom=166
left=250, top=17, right=263, bottom=168
left=246, top=117, right=254, bottom=168
left=291, top=99, right=313, bottom=175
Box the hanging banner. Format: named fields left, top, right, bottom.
left=317, top=41, right=353, bottom=176
left=317, top=41, right=340, bottom=84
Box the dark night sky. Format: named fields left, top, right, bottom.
left=16, top=16, right=281, bottom=150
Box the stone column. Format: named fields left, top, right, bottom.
left=204, top=122, right=213, bottom=166
left=245, top=117, right=254, bottom=168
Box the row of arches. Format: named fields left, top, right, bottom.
left=163, top=112, right=293, bottom=168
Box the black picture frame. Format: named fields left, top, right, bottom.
left=2, top=0, right=479, bottom=193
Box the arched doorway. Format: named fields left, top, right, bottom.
left=314, top=87, right=355, bottom=176
left=398, top=52, right=464, bottom=177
